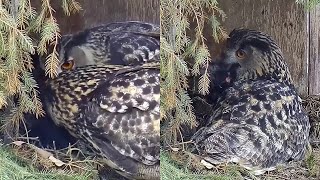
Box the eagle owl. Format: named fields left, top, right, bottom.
left=192, top=29, right=310, bottom=175
left=43, top=62, right=160, bottom=179
left=54, top=21, right=160, bottom=74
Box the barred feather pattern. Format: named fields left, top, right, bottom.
left=56, top=21, right=160, bottom=73
left=192, top=29, right=310, bottom=175
left=44, top=63, right=160, bottom=179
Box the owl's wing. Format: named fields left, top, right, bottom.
left=192, top=83, right=253, bottom=155
left=97, top=21, right=160, bottom=35
left=107, top=31, right=160, bottom=65
left=91, top=21, right=160, bottom=66
left=192, top=80, right=309, bottom=172
left=76, top=66, right=160, bottom=174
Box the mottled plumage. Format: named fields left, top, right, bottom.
left=44, top=62, right=160, bottom=180
left=192, top=29, right=310, bottom=175
left=55, top=21, right=160, bottom=73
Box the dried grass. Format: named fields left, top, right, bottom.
left=0, top=142, right=95, bottom=180
left=6, top=139, right=99, bottom=179
left=302, top=95, right=320, bottom=146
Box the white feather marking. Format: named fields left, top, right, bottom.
left=200, top=160, right=214, bottom=169
left=149, top=51, right=155, bottom=59
left=85, top=129, right=92, bottom=136
left=274, top=140, right=282, bottom=149
left=117, top=105, right=128, bottom=113
left=298, top=125, right=302, bottom=131
left=100, top=102, right=110, bottom=109
left=138, top=101, right=149, bottom=110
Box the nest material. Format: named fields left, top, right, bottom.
left=0, top=139, right=101, bottom=179
left=302, top=95, right=320, bottom=147
left=6, top=140, right=99, bottom=179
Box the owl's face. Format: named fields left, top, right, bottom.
left=53, top=34, right=94, bottom=74
left=211, top=29, right=291, bottom=85
left=223, top=31, right=275, bottom=76
left=39, top=35, right=80, bottom=75
left=57, top=46, right=95, bottom=74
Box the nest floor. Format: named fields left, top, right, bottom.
left=161, top=146, right=320, bottom=180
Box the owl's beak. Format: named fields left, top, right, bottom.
left=209, top=55, right=240, bottom=88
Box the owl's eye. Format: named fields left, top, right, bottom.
left=236, top=49, right=246, bottom=59
left=61, top=60, right=75, bottom=70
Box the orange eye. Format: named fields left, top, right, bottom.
left=236, top=50, right=246, bottom=59
left=61, top=60, right=74, bottom=70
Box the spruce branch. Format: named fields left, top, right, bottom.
left=0, top=0, right=81, bottom=134
left=296, top=0, right=320, bottom=9
left=161, top=0, right=226, bottom=144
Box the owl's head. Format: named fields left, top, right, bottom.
left=56, top=34, right=96, bottom=74
left=39, top=34, right=95, bottom=75
left=212, top=29, right=293, bottom=86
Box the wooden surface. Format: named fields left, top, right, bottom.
left=309, top=5, right=320, bottom=95
left=32, top=0, right=319, bottom=95
left=211, top=0, right=311, bottom=95
left=35, top=0, right=159, bottom=34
